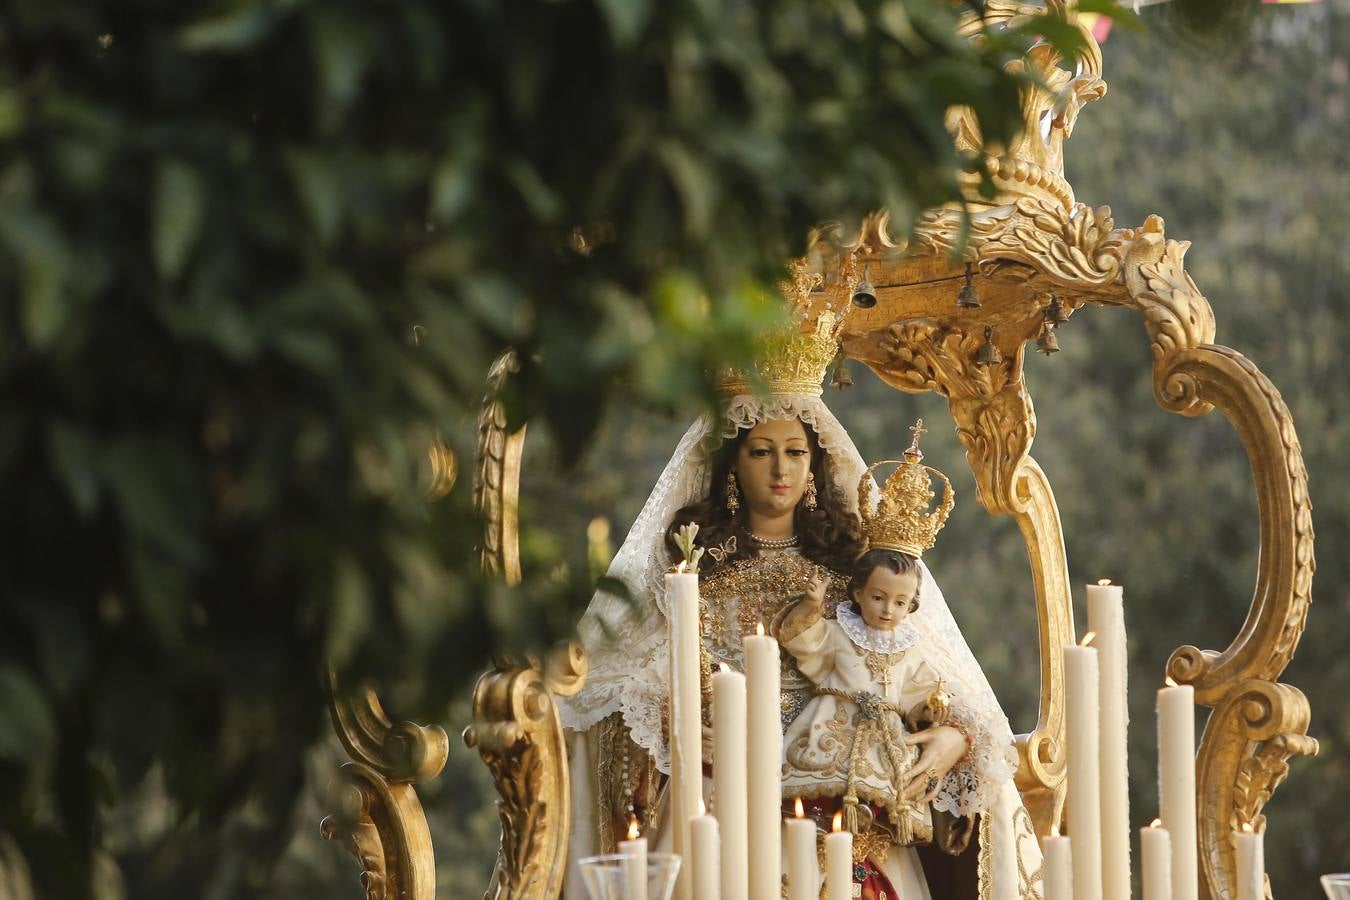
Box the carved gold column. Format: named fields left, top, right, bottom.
left=464, top=644, right=588, bottom=899
left=466, top=350, right=587, bottom=900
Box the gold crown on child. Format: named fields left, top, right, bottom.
left=859, top=420, right=955, bottom=558
left=714, top=258, right=850, bottom=397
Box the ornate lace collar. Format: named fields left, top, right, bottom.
left=836, top=603, right=917, bottom=654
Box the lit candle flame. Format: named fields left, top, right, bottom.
left=1241, top=822, right=1254, bottom=834
left=1150, top=818, right=1163, bottom=829
left=1080, top=630, right=1097, bottom=647
left=1097, top=578, right=1113, bottom=586
left=1165, top=676, right=1178, bottom=687
left=832, top=811, right=843, bottom=833
left=794, top=797, right=804, bottom=818
left=675, top=561, right=688, bottom=574
left=756, top=621, right=765, bottom=637
left=627, top=817, right=640, bottom=841
left=698, top=799, right=706, bottom=816
left=718, top=663, right=730, bottom=674
left=1050, top=824, right=1060, bottom=837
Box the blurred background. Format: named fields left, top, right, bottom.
left=1, top=0, right=1346, bottom=897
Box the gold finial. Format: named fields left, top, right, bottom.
left=857, top=420, right=955, bottom=558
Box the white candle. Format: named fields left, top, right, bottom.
left=1088, top=581, right=1131, bottom=900
left=784, top=800, right=818, bottom=900
left=668, top=572, right=703, bottom=900
left=1141, top=819, right=1172, bottom=900
left=1042, top=830, right=1073, bottom=900
left=745, top=626, right=782, bottom=900
left=713, top=666, right=748, bottom=900
left=1235, top=824, right=1264, bottom=900
left=1066, top=639, right=1103, bottom=900
left=692, top=807, right=722, bottom=900
left=619, top=820, right=648, bottom=900
left=824, top=812, right=852, bottom=900
left=1158, top=681, right=1197, bottom=900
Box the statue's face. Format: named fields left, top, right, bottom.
left=733, top=418, right=812, bottom=519
left=853, top=566, right=920, bottom=632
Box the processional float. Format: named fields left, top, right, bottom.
left=320, top=2, right=1317, bottom=897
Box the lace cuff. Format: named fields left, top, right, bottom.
left=929, top=698, right=1017, bottom=819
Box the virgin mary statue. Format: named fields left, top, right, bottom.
left=557, top=307, right=1042, bottom=898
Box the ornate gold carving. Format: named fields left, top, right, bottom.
left=425, top=439, right=458, bottom=501
left=977, top=198, right=1127, bottom=288
left=463, top=643, right=587, bottom=900
left=828, top=188, right=1317, bottom=893
left=477, top=351, right=526, bottom=585
left=948, top=3, right=1107, bottom=212
left=322, top=673, right=449, bottom=900
left=321, top=762, right=439, bottom=900
left=1197, top=680, right=1318, bottom=899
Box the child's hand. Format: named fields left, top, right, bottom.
left=804, top=574, right=829, bottom=609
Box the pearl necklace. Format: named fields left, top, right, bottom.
left=749, top=533, right=799, bottom=549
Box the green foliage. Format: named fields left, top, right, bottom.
left=0, top=0, right=1110, bottom=896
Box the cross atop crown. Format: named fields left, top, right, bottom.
left=908, top=419, right=928, bottom=450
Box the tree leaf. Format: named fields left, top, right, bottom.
left=284, top=149, right=343, bottom=247
left=0, top=665, right=56, bottom=767
left=179, top=3, right=283, bottom=52
left=655, top=141, right=715, bottom=239
left=0, top=207, right=71, bottom=348
left=152, top=159, right=206, bottom=281
left=595, top=0, right=653, bottom=46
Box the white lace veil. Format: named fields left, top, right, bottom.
left=556, top=393, right=1016, bottom=816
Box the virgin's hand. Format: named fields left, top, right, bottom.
left=900, top=725, right=967, bottom=802
left=701, top=723, right=714, bottom=767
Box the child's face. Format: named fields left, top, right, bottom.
left=854, top=566, right=919, bottom=631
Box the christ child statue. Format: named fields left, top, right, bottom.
left=775, top=548, right=954, bottom=850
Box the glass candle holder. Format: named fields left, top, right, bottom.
left=578, top=852, right=681, bottom=900
left=1322, top=873, right=1350, bottom=900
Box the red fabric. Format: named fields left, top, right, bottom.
left=859, top=856, right=899, bottom=899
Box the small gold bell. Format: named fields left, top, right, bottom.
left=851, top=263, right=877, bottom=308
left=831, top=355, right=854, bottom=389
left=1046, top=294, right=1069, bottom=325
left=976, top=325, right=1002, bottom=366
left=1036, top=321, right=1060, bottom=356
left=956, top=262, right=981, bottom=309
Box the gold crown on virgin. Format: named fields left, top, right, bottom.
left=858, top=419, right=955, bottom=558
left=714, top=258, right=851, bottom=398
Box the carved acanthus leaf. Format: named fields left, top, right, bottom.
left=978, top=198, right=1125, bottom=287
